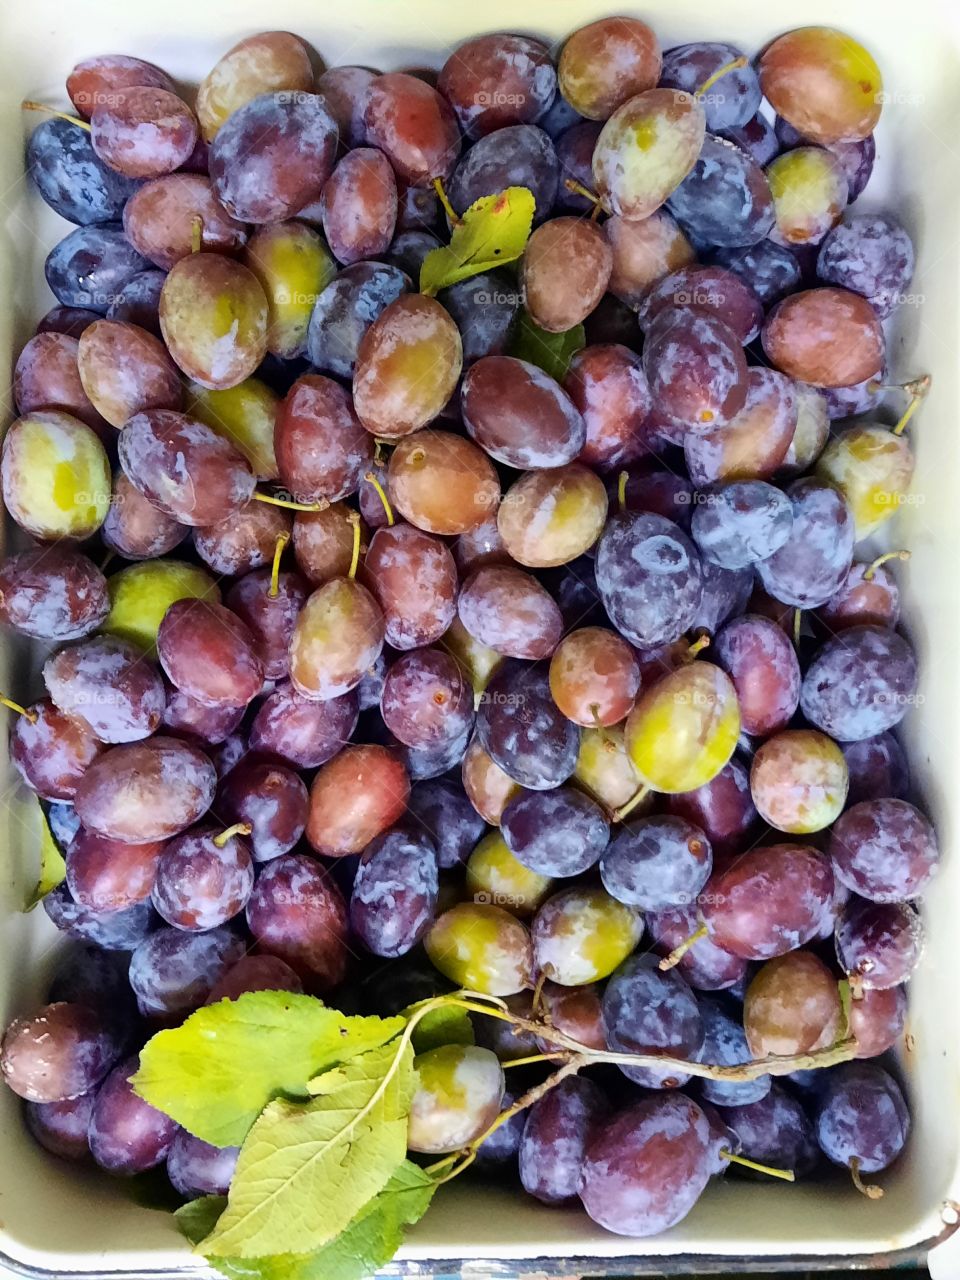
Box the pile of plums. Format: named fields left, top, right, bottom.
left=0, top=18, right=926, bottom=1238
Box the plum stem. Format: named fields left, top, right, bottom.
left=190, top=215, right=204, bottom=254
left=721, top=1149, right=795, bottom=1182
left=687, top=634, right=711, bottom=660
left=426, top=990, right=860, bottom=1082
left=502, top=1052, right=568, bottom=1069
left=0, top=695, right=36, bottom=723
left=611, top=784, right=651, bottom=823
left=441, top=1055, right=589, bottom=1175
left=696, top=56, right=748, bottom=98
left=268, top=532, right=290, bottom=598
left=617, top=470, right=628, bottom=513
left=347, top=511, right=362, bottom=579
left=863, top=549, right=910, bottom=581
left=364, top=471, right=395, bottom=527
left=22, top=100, right=91, bottom=131
left=430, top=1152, right=477, bottom=1184
left=212, top=822, right=252, bottom=848
left=892, top=374, right=932, bottom=436
left=425, top=996, right=860, bottom=1195
left=432, top=177, right=463, bottom=227
left=658, top=922, right=708, bottom=970
left=793, top=607, right=803, bottom=648
left=563, top=177, right=603, bottom=212
left=530, top=971, right=547, bottom=1016
left=253, top=492, right=328, bottom=513
left=850, top=1157, right=884, bottom=1199
left=563, top=179, right=596, bottom=202
left=508, top=1014, right=859, bottom=1082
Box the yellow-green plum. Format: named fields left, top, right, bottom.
left=425, top=903, right=532, bottom=996
left=766, top=147, right=847, bottom=246
left=186, top=377, right=280, bottom=481
left=407, top=1044, right=505, bottom=1154
left=1, top=411, right=110, bottom=540
left=816, top=425, right=914, bottom=539
left=531, top=887, right=643, bottom=985
left=103, top=560, right=220, bottom=651
left=159, top=253, right=268, bottom=390
left=593, top=89, right=705, bottom=221
left=465, top=832, right=554, bottom=918
left=243, top=222, right=337, bottom=359
left=625, top=663, right=741, bottom=794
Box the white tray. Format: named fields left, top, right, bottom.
left=1, top=0, right=959, bottom=1274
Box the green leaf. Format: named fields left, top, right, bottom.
left=181, top=1163, right=437, bottom=1280
left=509, top=310, right=586, bottom=382
left=403, top=999, right=475, bottom=1054
left=132, top=992, right=405, bottom=1147
left=176, top=1195, right=228, bottom=1245
left=199, top=1037, right=417, bottom=1259
left=838, top=978, right=853, bottom=1040
left=420, top=186, right=535, bottom=295
left=24, top=803, right=66, bottom=910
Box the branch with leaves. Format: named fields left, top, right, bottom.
left=130, top=986, right=859, bottom=1280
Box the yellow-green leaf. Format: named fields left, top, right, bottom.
left=403, top=999, right=475, bottom=1054
left=509, top=310, right=585, bottom=383
left=420, top=186, right=535, bottom=296
left=179, top=1163, right=437, bottom=1280
left=24, top=803, right=66, bottom=911
left=132, top=992, right=405, bottom=1148
left=200, top=1038, right=417, bottom=1259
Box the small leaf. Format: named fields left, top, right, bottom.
left=183, top=1164, right=437, bottom=1280
left=132, top=991, right=405, bottom=1147
left=24, top=802, right=66, bottom=910
left=176, top=1196, right=228, bottom=1245
left=403, top=999, right=475, bottom=1054
left=200, top=1038, right=417, bottom=1259
left=509, top=310, right=586, bottom=382
left=420, top=186, right=535, bottom=296
left=838, top=979, right=853, bottom=1041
